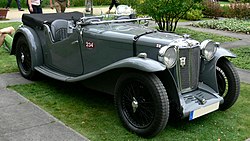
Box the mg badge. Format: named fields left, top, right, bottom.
left=180, top=57, right=186, bottom=67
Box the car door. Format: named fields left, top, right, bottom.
left=44, top=31, right=84, bottom=76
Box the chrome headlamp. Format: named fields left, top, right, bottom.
left=158, top=45, right=177, bottom=68
left=200, top=40, right=218, bottom=61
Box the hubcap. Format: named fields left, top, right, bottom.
left=21, top=52, right=25, bottom=63
left=132, top=97, right=138, bottom=113
left=18, top=44, right=31, bottom=74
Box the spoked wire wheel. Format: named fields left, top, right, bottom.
left=216, top=58, right=240, bottom=110
left=121, top=80, right=155, bottom=128
left=16, top=35, right=36, bottom=80
left=115, top=72, right=169, bottom=138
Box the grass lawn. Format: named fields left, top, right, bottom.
left=10, top=80, right=250, bottom=141
left=0, top=22, right=21, bottom=29
left=230, top=46, right=250, bottom=70
left=0, top=48, right=18, bottom=73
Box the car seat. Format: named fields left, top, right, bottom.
left=51, top=19, right=69, bottom=42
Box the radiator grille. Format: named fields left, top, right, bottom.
left=178, top=47, right=200, bottom=91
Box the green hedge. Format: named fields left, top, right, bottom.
left=0, top=0, right=27, bottom=8
left=0, top=0, right=130, bottom=8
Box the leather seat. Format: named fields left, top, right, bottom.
left=51, top=19, right=69, bottom=42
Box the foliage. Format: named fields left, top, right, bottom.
left=202, top=0, right=223, bottom=18
left=203, top=0, right=250, bottom=19
left=10, top=79, right=250, bottom=140
left=126, top=0, right=202, bottom=32
left=230, top=47, right=250, bottom=70
left=184, top=9, right=203, bottom=21
left=0, top=0, right=26, bottom=8
left=223, top=3, right=250, bottom=19
left=183, top=3, right=203, bottom=21
left=193, top=18, right=250, bottom=34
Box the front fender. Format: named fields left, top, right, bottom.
left=67, top=57, right=166, bottom=82
left=200, top=47, right=236, bottom=92
left=215, top=47, right=236, bottom=59
left=11, top=25, right=43, bottom=69
left=112, top=57, right=166, bottom=72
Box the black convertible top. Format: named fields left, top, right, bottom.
left=22, top=12, right=83, bottom=28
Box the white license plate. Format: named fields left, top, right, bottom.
left=189, top=102, right=220, bottom=120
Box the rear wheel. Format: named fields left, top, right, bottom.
left=115, top=72, right=169, bottom=138
left=16, top=35, right=37, bottom=80
left=216, top=58, right=240, bottom=110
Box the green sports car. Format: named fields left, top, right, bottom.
left=11, top=12, right=240, bottom=138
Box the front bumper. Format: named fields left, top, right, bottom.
left=180, top=82, right=223, bottom=119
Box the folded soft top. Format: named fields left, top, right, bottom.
left=22, top=12, right=83, bottom=28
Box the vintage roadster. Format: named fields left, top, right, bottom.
left=11, top=12, right=240, bottom=138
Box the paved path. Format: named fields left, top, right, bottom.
left=1, top=8, right=250, bottom=140
left=0, top=73, right=89, bottom=141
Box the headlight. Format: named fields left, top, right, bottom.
left=200, top=40, right=218, bottom=61
left=158, top=45, right=177, bottom=68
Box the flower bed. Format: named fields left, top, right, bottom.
left=192, top=18, right=250, bottom=34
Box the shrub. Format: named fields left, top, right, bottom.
left=202, top=0, right=223, bottom=18
left=0, top=0, right=27, bottom=8
left=202, top=0, right=250, bottom=19
left=184, top=9, right=203, bottom=21
left=226, top=3, right=250, bottom=19
left=126, top=0, right=203, bottom=32
left=221, top=5, right=231, bottom=18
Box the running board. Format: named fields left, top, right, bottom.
left=35, top=66, right=72, bottom=81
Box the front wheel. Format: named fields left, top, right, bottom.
left=216, top=58, right=240, bottom=110
left=16, top=35, right=37, bottom=80
left=114, top=72, right=169, bottom=138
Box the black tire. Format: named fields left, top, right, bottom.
left=114, top=72, right=169, bottom=138
left=16, top=35, right=37, bottom=80
left=216, top=58, right=240, bottom=110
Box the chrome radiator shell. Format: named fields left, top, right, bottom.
left=176, top=46, right=200, bottom=92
